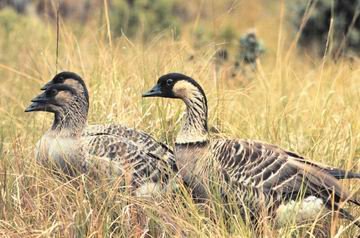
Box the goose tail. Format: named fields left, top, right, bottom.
left=339, top=208, right=360, bottom=228
left=324, top=169, right=360, bottom=180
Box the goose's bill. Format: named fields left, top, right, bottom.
left=25, top=93, right=48, bottom=112
left=40, top=81, right=53, bottom=90
left=142, top=84, right=162, bottom=97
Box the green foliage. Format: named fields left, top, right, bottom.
left=193, top=25, right=212, bottom=48
left=292, top=0, right=360, bottom=57
left=0, top=7, right=27, bottom=39
left=0, top=7, right=47, bottom=64
left=219, top=25, right=238, bottom=45
left=110, top=0, right=181, bottom=40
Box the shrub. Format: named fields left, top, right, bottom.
left=292, top=0, right=360, bottom=57
left=236, top=30, right=265, bottom=68
left=110, top=0, right=181, bottom=40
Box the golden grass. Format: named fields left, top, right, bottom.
left=0, top=1, right=359, bottom=237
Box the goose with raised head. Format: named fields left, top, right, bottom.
left=142, top=72, right=360, bottom=227
left=25, top=74, right=177, bottom=196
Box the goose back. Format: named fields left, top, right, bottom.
left=143, top=73, right=360, bottom=226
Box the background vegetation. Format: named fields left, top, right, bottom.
left=0, top=0, right=359, bottom=237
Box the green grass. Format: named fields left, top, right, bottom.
left=0, top=2, right=359, bottom=237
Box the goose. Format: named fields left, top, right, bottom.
left=25, top=76, right=177, bottom=197
left=142, top=72, right=360, bottom=227
left=40, top=71, right=175, bottom=165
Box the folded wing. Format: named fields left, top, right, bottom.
left=212, top=139, right=359, bottom=225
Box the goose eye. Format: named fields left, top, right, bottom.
left=166, top=79, right=173, bottom=86
left=56, top=77, right=64, bottom=83
left=50, top=89, right=58, bottom=96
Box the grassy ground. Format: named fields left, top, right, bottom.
left=0, top=1, right=359, bottom=237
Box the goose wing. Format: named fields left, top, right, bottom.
left=82, top=133, right=176, bottom=188
left=212, top=139, right=358, bottom=222
left=248, top=141, right=360, bottom=180
left=83, top=124, right=175, bottom=168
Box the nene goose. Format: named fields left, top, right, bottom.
left=142, top=73, right=360, bottom=227
left=40, top=71, right=174, bottom=165
left=25, top=75, right=177, bottom=197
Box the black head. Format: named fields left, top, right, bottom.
left=25, top=84, right=81, bottom=113
left=41, top=71, right=89, bottom=104
left=142, top=73, right=206, bottom=100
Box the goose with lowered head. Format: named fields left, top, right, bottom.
left=25, top=72, right=178, bottom=197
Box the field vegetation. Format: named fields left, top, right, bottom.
left=0, top=0, right=359, bottom=237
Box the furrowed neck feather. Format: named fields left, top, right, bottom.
left=52, top=97, right=88, bottom=136
left=176, top=83, right=209, bottom=144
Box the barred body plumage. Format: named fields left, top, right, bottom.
left=143, top=72, right=360, bottom=227
left=28, top=72, right=177, bottom=196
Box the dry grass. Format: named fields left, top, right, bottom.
left=0, top=1, right=359, bottom=237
